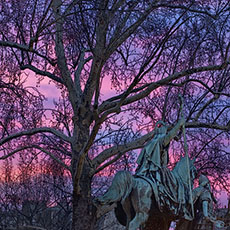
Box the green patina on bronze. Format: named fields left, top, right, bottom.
left=95, top=118, right=224, bottom=229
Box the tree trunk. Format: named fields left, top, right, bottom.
left=71, top=110, right=97, bottom=229
left=72, top=165, right=96, bottom=230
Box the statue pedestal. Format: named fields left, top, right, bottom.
left=143, top=211, right=173, bottom=230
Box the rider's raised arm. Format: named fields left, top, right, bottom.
left=163, top=118, right=185, bottom=146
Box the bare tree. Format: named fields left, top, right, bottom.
left=0, top=154, right=72, bottom=229
left=1, top=0, right=230, bottom=229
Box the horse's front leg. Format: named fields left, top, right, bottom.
left=128, top=212, right=149, bottom=230
left=128, top=183, right=152, bottom=230
left=122, top=197, right=132, bottom=230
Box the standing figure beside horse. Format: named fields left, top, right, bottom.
left=175, top=174, right=225, bottom=230
left=95, top=117, right=199, bottom=230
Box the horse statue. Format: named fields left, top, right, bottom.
left=95, top=156, right=197, bottom=230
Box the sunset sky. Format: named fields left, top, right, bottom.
left=1, top=2, right=230, bottom=229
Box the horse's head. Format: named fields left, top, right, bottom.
left=173, top=156, right=197, bottom=185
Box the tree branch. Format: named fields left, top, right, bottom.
left=63, top=0, right=81, bottom=17
left=0, top=40, right=56, bottom=66
left=91, top=130, right=155, bottom=174
left=158, top=4, right=217, bottom=19
left=106, top=4, right=156, bottom=58
left=74, top=50, right=92, bottom=97
left=20, top=64, right=64, bottom=85
left=32, top=144, right=70, bottom=171
left=0, top=145, right=70, bottom=171
left=92, top=151, right=123, bottom=176
left=0, top=40, right=29, bottom=51
left=99, top=62, right=230, bottom=115
left=52, top=0, right=78, bottom=110
left=194, top=96, right=219, bottom=121
left=194, top=131, right=224, bottom=158
left=167, top=78, right=230, bottom=97
left=0, top=127, right=72, bottom=146
left=186, top=122, right=230, bottom=131
left=213, top=106, right=230, bottom=123
left=0, top=146, right=29, bottom=160
left=102, top=12, right=189, bottom=118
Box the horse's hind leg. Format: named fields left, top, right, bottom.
left=128, top=183, right=152, bottom=229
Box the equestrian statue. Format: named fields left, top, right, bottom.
left=95, top=98, right=224, bottom=230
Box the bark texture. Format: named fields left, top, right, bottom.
left=72, top=163, right=96, bottom=230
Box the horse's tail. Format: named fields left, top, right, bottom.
left=97, top=171, right=134, bottom=205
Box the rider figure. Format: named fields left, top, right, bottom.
left=135, top=117, right=185, bottom=184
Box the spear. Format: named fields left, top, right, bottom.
left=179, top=94, right=194, bottom=219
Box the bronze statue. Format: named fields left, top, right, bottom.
left=193, top=174, right=224, bottom=229
left=95, top=95, right=222, bottom=229
left=95, top=118, right=200, bottom=229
